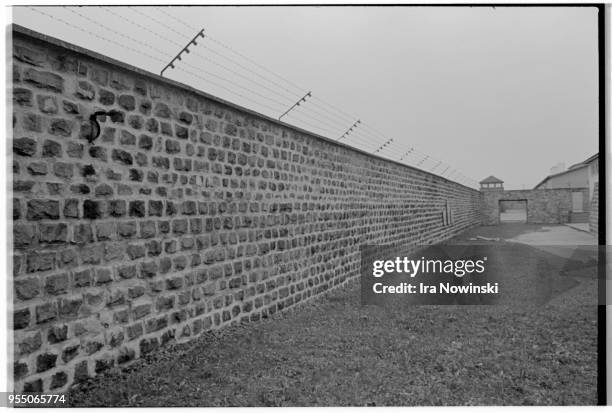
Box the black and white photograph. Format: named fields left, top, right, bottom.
left=4, top=2, right=608, bottom=407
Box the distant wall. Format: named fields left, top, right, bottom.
left=10, top=26, right=482, bottom=393
left=481, top=188, right=587, bottom=225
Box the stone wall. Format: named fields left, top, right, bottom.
left=589, top=182, right=599, bottom=235
left=10, top=25, right=482, bottom=393
left=481, top=188, right=586, bottom=225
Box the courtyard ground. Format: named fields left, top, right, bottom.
left=67, top=224, right=598, bottom=406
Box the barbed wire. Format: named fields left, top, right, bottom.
left=22, top=6, right=479, bottom=187
left=180, top=53, right=298, bottom=106
left=100, top=6, right=184, bottom=48
left=283, top=107, right=350, bottom=134
left=172, top=66, right=286, bottom=115
left=336, top=133, right=388, bottom=149
left=178, top=60, right=292, bottom=108
left=127, top=6, right=188, bottom=39
left=28, top=7, right=166, bottom=64
left=145, top=6, right=307, bottom=99
left=64, top=7, right=172, bottom=58
left=280, top=114, right=340, bottom=138
left=157, top=6, right=306, bottom=95
left=117, top=8, right=479, bottom=186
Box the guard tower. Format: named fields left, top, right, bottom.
left=479, top=176, right=504, bottom=191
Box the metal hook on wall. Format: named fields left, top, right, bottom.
left=86, top=110, right=122, bottom=143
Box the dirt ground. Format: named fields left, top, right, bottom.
left=67, top=224, right=599, bottom=406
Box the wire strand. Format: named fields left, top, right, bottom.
left=128, top=6, right=190, bottom=39
left=182, top=51, right=299, bottom=105
left=311, top=95, right=360, bottom=123
left=153, top=6, right=306, bottom=97
left=64, top=7, right=172, bottom=59
left=48, top=7, right=294, bottom=112
left=283, top=106, right=349, bottom=133
left=173, top=66, right=285, bottom=115
left=27, top=6, right=478, bottom=187
left=129, top=7, right=475, bottom=183
left=101, top=6, right=184, bottom=48
left=161, top=6, right=199, bottom=31
left=292, top=102, right=358, bottom=132
left=28, top=8, right=166, bottom=64
left=281, top=115, right=338, bottom=138
left=100, top=7, right=301, bottom=109
left=177, top=60, right=291, bottom=108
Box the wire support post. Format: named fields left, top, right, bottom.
left=160, top=28, right=205, bottom=76
left=417, top=155, right=429, bottom=166
left=399, top=147, right=415, bottom=161
left=338, top=120, right=361, bottom=141
left=278, top=91, right=312, bottom=121
left=430, top=160, right=443, bottom=172
left=374, top=138, right=394, bottom=154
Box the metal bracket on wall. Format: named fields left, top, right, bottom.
left=279, top=91, right=312, bottom=121
left=87, top=110, right=123, bottom=143
left=374, top=138, right=393, bottom=154
left=338, top=120, right=361, bottom=141
left=399, top=147, right=414, bottom=161
left=160, top=28, right=206, bottom=76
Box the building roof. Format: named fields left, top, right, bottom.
left=479, top=175, right=504, bottom=184
left=534, top=153, right=598, bottom=189
left=568, top=153, right=598, bottom=170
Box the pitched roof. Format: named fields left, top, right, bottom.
left=534, top=153, right=598, bottom=189
left=568, top=153, right=598, bottom=170
left=479, top=175, right=504, bottom=184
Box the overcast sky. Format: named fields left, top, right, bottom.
left=13, top=6, right=599, bottom=189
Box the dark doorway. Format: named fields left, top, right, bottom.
left=499, top=200, right=527, bottom=223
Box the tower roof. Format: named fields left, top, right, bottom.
left=479, top=175, right=504, bottom=184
